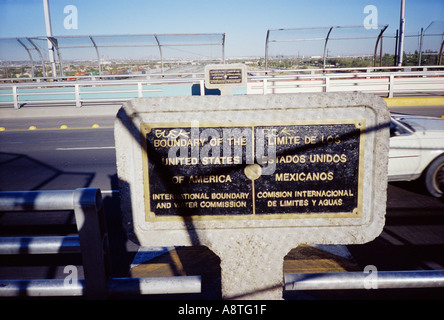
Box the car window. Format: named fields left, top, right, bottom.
left=390, top=119, right=414, bottom=137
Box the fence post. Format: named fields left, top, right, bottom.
left=73, top=188, right=110, bottom=299
left=12, top=86, right=19, bottom=109
left=137, top=82, right=143, bottom=98
left=263, top=78, right=268, bottom=95
left=200, top=79, right=205, bottom=96
left=388, top=75, right=395, bottom=98
left=324, top=76, right=330, bottom=92
left=74, top=84, right=82, bottom=108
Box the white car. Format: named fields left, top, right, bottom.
left=388, top=114, right=444, bottom=198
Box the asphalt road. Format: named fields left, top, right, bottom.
left=1, top=104, right=444, bottom=299
left=390, top=105, right=444, bottom=118
left=0, top=124, right=116, bottom=192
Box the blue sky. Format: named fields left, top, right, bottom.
left=1, top=0, right=443, bottom=57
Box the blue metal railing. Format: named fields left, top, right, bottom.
left=0, top=189, right=201, bottom=299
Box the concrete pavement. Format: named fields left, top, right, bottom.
left=0, top=103, right=122, bottom=119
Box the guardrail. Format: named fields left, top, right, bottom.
left=285, top=270, right=444, bottom=291
left=1, top=66, right=443, bottom=109
left=0, top=78, right=206, bottom=109
left=249, top=69, right=444, bottom=97
left=1, top=189, right=443, bottom=299
left=0, top=189, right=201, bottom=299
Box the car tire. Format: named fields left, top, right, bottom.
left=423, top=154, right=444, bottom=198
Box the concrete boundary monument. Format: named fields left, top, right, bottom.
left=114, top=92, right=390, bottom=299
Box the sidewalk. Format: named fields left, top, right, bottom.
left=1, top=96, right=443, bottom=120
left=0, top=103, right=122, bottom=119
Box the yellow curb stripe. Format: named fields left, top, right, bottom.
left=0, top=126, right=113, bottom=132
left=384, top=96, right=444, bottom=106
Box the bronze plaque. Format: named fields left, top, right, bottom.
left=208, top=68, right=244, bottom=85
left=141, top=120, right=365, bottom=221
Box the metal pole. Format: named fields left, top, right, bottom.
left=48, top=37, right=63, bottom=77
left=285, top=270, right=444, bottom=291
left=379, top=32, right=384, bottom=67
left=154, top=34, right=164, bottom=75
left=0, top=236, right=80, bottom=254
left=0, top=276, right=201, bottom=297
left=0, top=279, right=84, bottom=297
left=16, top=38, right=35, bottom=78
left=394, top=29, right=399, bottom=66
left=323, top=26, right=334, bottom=70
left=222, top=33, right=226, bottom=64
left=397, top=0, right=406, bottom=66
left=0, top=190, right=75, bottom=211
left=42, top=0, right=57, bottom=77
left=265, top=29, right=270, bottom=72
left=418, top=28, right=424, bottom=66
left=438, top=38, right=444, bottom=65
left=89, top=36, right=102, bottom=76
left=110, top=276, right=201, bottom=296
left=373, top=26, right=388, bottom=67
left=27, top=37, right=47, bottom=77
left=73, top=188, right=110, bottom=299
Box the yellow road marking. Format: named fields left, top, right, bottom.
left=0, top=125, right=113, bottom=132
left=384, top=96, right=444, bottom=106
